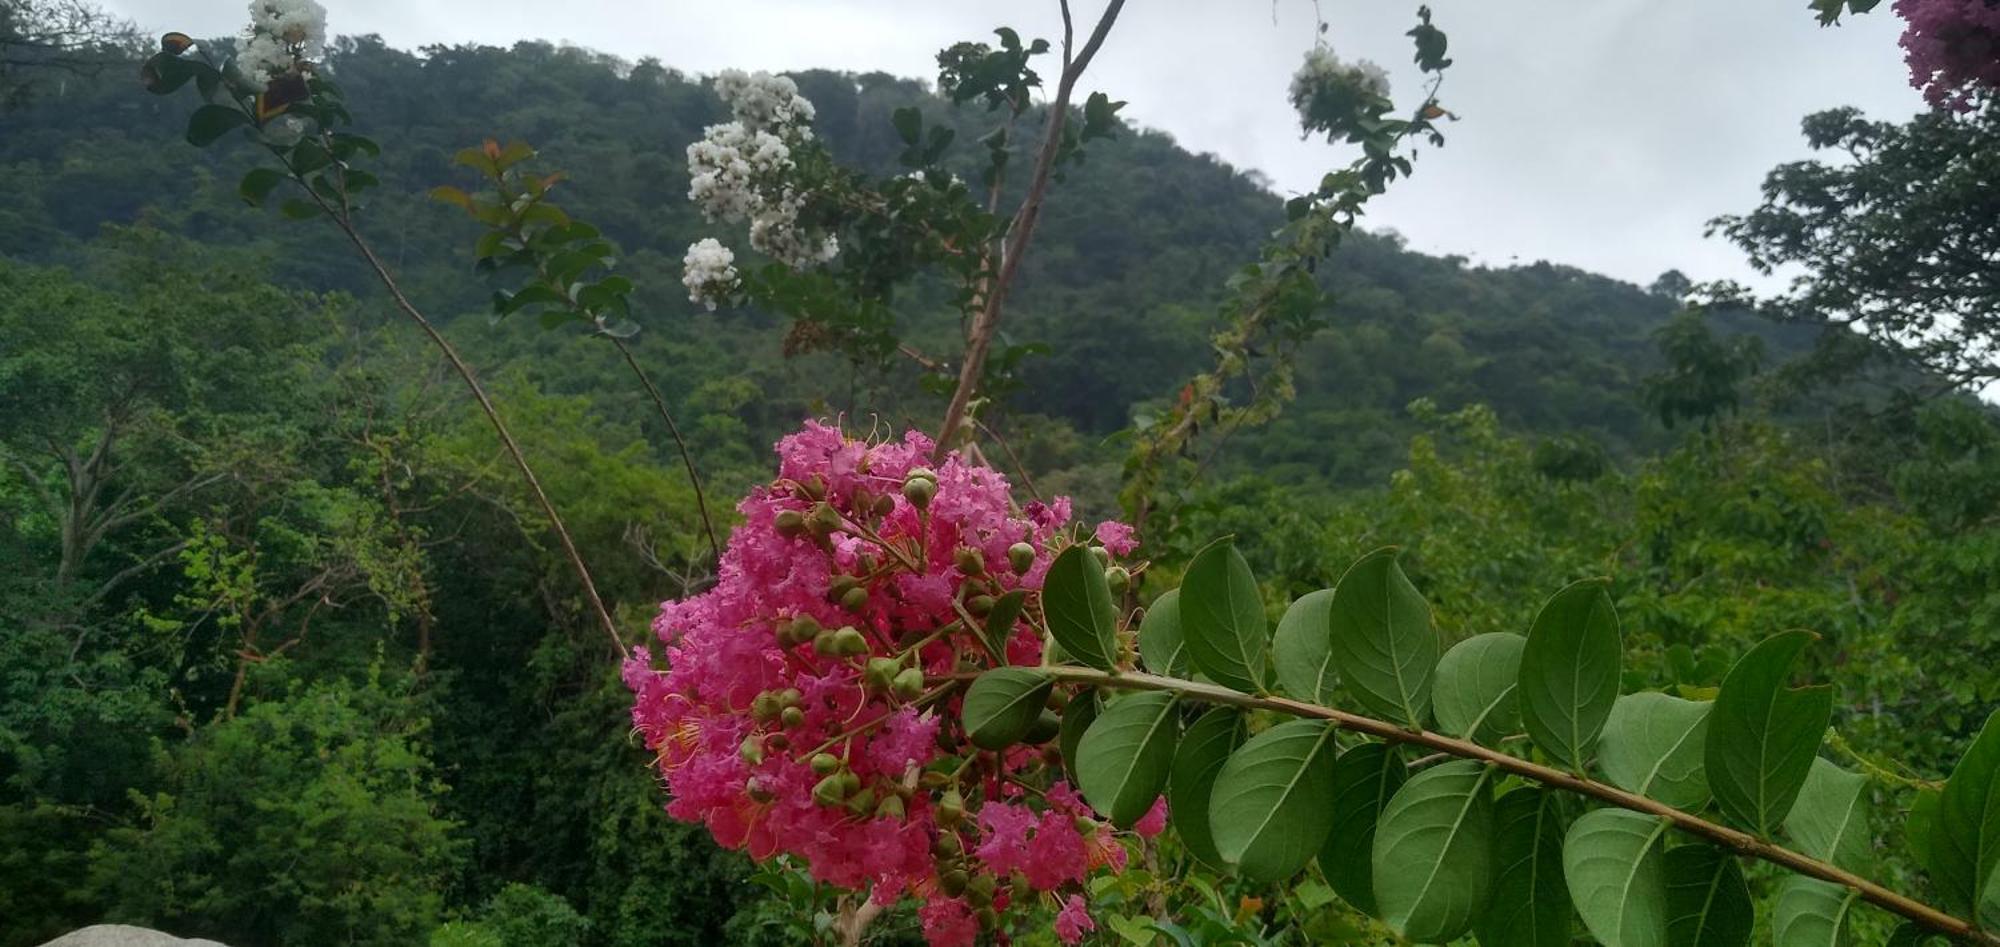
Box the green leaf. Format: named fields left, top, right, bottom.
left=1664, top=846, right=1752, bottom=947
left=1786, top=758, right=1870, bottom=871
left=1564, top=809, right=1671, bottom=947
left=1059, top=691, right=1098, bottom=784
left=1371, top=759, right=1495, bottom=942
left=1272, top=588, right=1338, bottom=704
left=1908, top=788, right=1944, bottom=888
left=1043, top=545, right=1119, bottom=672
left=1598, top=692, right=1712, bottom=811
left=1327, top=548, right=1437, bottom=726
left=1477, top=788, right=1570, bottom=947
left=961, top=668, right=1053, bottom=751
left=185, top=104, right=249, bottom=146
left=1320, top=742, right=1407, bottom=917
left=1138, top=589, right=1188, bottom=678
left=1705, top=631, right=1833, bottom=836
left=1772, top=877, right=1857, bottom=947
left=981, top=589, right=1028, bottom=661
left=1076, top=691, right=1180, bottom=827
left=1885, top=922, right=1951, bottom=947
left=1932, top=708, right=2000, bottom=929
left=1169, top=707, right=1243, bottom=869
left=891, top=106, right=923, bottom=145
left=278, top=198, right=320, bottom=220
left=1180, top=540, right=1267, bottom=693
left=1209, top=719, right=1339, bottom=881
left=1519, top=578, right=1621, bottom=770
left=238, top=167, right=286, bottom=206
left=1432, top=632, right=1525, bottom=744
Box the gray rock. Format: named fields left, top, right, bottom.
left=37, top=926, right=231, bottom=947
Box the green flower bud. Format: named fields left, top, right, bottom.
left=902, top=476, right=937, bottom=509
left=1105, top=565, right=1130, bottom=597
left=1025, top=709, right=1061, bottom=745
left=874, top=794, right=906, bottom=821
left=807, top=501, right=842, bottom=536
left=773, top=509, right=806, bottom=538
left=937, top=789, right=964, bottom=826
left=939, top=869, right=969, bottom=897
left=832, top=626, right=869, bottom=656
left=891, top=666, right=926, bottom=701
left=976, top=907, right=998, bottom=930
left=780, top=706, right=805, bottom=729
left=872, top=494, right=897, bottom=518
left=967, top=872, right=997, bottom=907
left=764, top=733, right=789, bottom=751
left=739, top=738, right=764, bottom=765
left=809, top=752, right=842, bottom=776
left=932, top=832, right=963, bottom=858
left=906, top=466, right=938, bottom=484
left=841, top=586, right=869, bottom=611
left=1007, top=542, right=1036, bottom=574
left=777, top=688, right=802, bottom=708
left=839, top=771, right=861, bottom=795
left=746, top=780, right=775, bottom=803
left=966, top=594, right=995, bottom=616
left=813, top=774, right=846, bottom=806
left=750, top=692, right=781, bottom=722
left=845, top=787, right=876, bottom=815
left=797, top=474, right=827, bottom=501
left=1090, top=545, right=1111, bottom=568
left=812, top=629, right=841, bottom=655
left=1073, top=814, right=1097, bottom=834
left=955, top=546, right=986, bottom=577
left=856, top=553, right=879, bottom=576
left=864, top=657, right=901, bottom=692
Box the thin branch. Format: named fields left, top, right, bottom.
left=1020, top=667, right=1996, bottom=946
left=606, top=333, right=721, bottom=565
left=932, top=0, right=1128, bottom=461
left=299, top=185, right=628, bottom=659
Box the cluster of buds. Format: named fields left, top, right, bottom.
left=624, top=422, right=1147, bottom=945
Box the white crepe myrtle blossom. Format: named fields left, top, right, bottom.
left=682, top=238, right=740, bottom=310
left=713, top=69, right=817, bottom=137
left=683, top=69, right=840, bottom=281
left=1288, top=45, right=1393, bottom=141
left=237, top=0, right=327, bottom=90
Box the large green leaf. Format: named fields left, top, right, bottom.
left=1320, top=742, right=1407, bottom=917
left=1076, top=691, right=1181, bottom=827
left=1598, top=692, right=1712, bottom=811
left=1478, top=788, right=1571, bottom=947
left=1931, top=708, right=2000, bottom=930
left=1138, top=589, right=1189, bottom=678
left=1169, top=707, right=1243, bottom=869
left=1563, top=808, right=1671, bottom=947
left=1705, top=631, right=1833, bottom=837
left=186, top=104, right=250, bottom=147
left=1044, top=545, right=1120, bottom=672
left=1327, top=548, right=1438, bottom=727
left=1772, top=877, right=1857, bottom=947
left=1180, top=541, right=1267, bottom=692
left=1372, top=759, right=1495, bottom=942
left=1433, top=632, right=1526, bottom=745
left=961, top=668, right=1053, bottom=750
left=1058, top=691, right=1098, bottom=783
left=1519, top=578, right=1621, bottom=771
left=1272, top=588, right=1338, bottom=703
left=1663, top=845, right=1752, bottom=947
left=1209, top=719, right=1339, bottom=881
left=981, top=589, right=1028, bottom=661
left=1786, top=758, right=1870, bottom=871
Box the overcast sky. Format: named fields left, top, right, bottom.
left=106, top=0, right=1924, bottom=289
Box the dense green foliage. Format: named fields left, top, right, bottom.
left=2, top=20, right=1997, bottom=947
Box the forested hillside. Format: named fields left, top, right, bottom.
left=5, top=18, right=1999, bottom=947
left=0, top=35, right=1780, bottom=494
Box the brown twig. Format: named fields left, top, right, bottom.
left=932, top=0, right=1128, bottom=461
left=607, top=333, right=721, bottom=564
left=1013, top=667, right=1995, bottom=945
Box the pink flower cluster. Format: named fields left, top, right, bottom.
left=1895, top=0, right=2000, bottom=111
left=624, top=421, right=1148, bottom=945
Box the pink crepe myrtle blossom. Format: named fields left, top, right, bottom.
left=625, top=421, right=1150, bottom=943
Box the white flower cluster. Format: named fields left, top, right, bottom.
left=683, top=69, right=837, bottom=281
left=682, top=238, right=740, bottom=310
left=713, top=69, right=816, bottom=137
left=237, top=0, right=327, bottom=90
left=1289, top=45, right=1390, bottom=109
